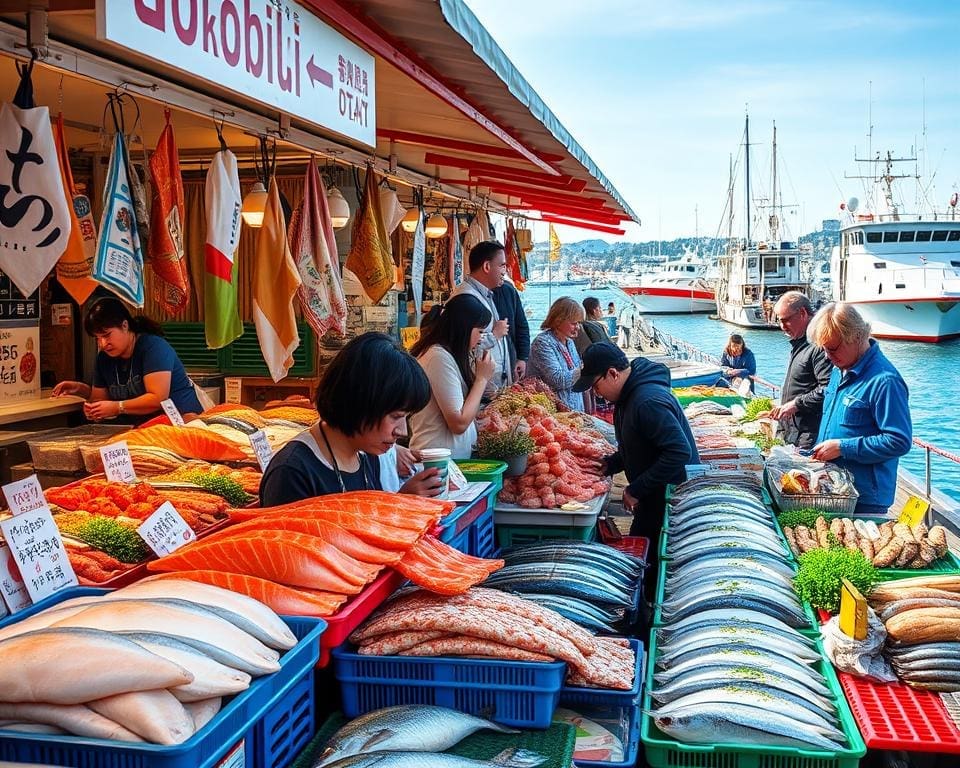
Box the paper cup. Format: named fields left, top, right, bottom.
left=419, top=447, right=451, bottom=498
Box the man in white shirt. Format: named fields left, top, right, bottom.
left=451, top=240, right=511, bottom=397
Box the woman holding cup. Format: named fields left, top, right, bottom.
left=409, top=295, right=496, bottom=473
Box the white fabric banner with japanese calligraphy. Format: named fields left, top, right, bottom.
left=0, top=103, right=70, bottom=297
left=411, top=216, right=425, bottom=326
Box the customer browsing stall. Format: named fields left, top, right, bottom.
left=409, top=295, right=496, bottom=460
left=807, top=302, right=912, bottom=515
left=52, top=297, right=201, bottom=425
left=719, top=333, right=757, bottom=393
left=259, top=332, right=442, bottom=506
left=574, top=343, right=699, bottom=593
left=527, top=296, right=587, bottom=412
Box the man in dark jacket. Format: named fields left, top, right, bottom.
left=769, top=291, right=834, bottom=448
left=493, top=281, right=530, bottom=380
left=574, top=343, right=699, bottom=585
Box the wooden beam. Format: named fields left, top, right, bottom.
left=424, top=151, right=568, bottom=186
left=540, top=214, right=626, bottom=236
left=517, top=205, right=627, bottom=225
left=471, top=172, right=587, bottom=193
left=303, top=0, right=559, bottom=175
left=476, top=180, right=609, bottom=209
left=377, top=128, right=564, bottom=164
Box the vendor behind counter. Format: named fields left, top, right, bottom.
left=52, top=297, right=201, bottom=425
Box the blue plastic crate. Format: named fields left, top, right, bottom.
left=564, top=703, right=640, bottom=768
left=471, top=507, right=497, bottom=559
left=332, top=644, right=565, bottom=729
left=439, top=487, right=494, bottom=538
left=442, top=524, right=471, bottom=554
left=560, top=639, right=645, bottom=708
left=0, top=589, right=324, bottom=768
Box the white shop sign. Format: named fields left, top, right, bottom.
left=0, top=323, right=40, bottom=404
left=97, top=0, right=376, bottom=147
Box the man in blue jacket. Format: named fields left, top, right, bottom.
left=574, top=343, right=699, bottom=590
left=808, top=303, right=912, bottom=514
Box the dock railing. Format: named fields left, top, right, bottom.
left=912, top=437, right=960, bottom=499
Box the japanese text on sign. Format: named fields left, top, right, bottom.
left=137, top=501, right=195, bottom=556
left=0, top=506, right=77, bottom=602
left=249, top=430, right=273, bottom=470
left=2, top=474, right=46, bottom=516
left=161, top=399, right=185, bottom=426
left=0, top=539, right=31, bottom=614
left=100, top=441, right=137, bottom=483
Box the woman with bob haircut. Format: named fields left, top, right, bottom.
left=53, top=296, right=201, bottom=424
left=807, top=302, right=912, bottom=514
left=719, top=332, right=757, bottom=392
left=409, top=294, right=496, bottom=459
left=527, top=296, right=586, bottom=411
left=260, top=332, right=441, bottom=505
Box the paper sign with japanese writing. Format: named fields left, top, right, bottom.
left=249, top=430, right=273, bottom=471
left=2, top=474, right=46, bottom=516
left=137, top=501, right=195, bottom=556
left=0, top=539, right=31, bottom=614
left=100, top=441, right=137, bottom=483
left=161, top=399, right=186, bottom=426
left=898, top=496, right=930, bottom=527
left=0, top=507, right=77, bottom=602
left=0, top=322, right=40, bottom=404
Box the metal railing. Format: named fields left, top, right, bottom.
left=912, top=437, right=960, bottom=498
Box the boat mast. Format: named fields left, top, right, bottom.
left=770, top=121, right=779, bottom=245
left=745, top=113, right=751, bottom=250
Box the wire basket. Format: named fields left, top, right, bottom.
left=766, top=466, right=859, bottom=515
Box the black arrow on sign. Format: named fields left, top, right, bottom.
left=307, top=55, right=333, bottom=89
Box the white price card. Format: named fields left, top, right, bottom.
left=249, top=430, right=273, bottom=471
left=2, top=475, right=47, bottom=516
left=0, top=507, right=78, bottom=602
left=137, top=501, right=196, bottom=556
left=0, top=539, right=31, bottom=614
left=447, top=460, right=469, bottom=491
left=100, top=441, right=138, bottom=483
left=161, top=399, right=185, bottom=426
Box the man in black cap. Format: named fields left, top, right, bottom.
left=574, top=343, right=699, bottom=587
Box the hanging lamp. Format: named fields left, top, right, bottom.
left=240, top=136, right=273, bottom=228
left=425, top=211, right=448, bottom=239
left=327, top=185, right=351, bottom=229
left=401, top=206, right=421, bottom=233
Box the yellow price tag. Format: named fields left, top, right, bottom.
left=838, top=578, right=868, bottom=640
left=898, top=495, right=930, bottom=527
left=399, top=326, right=420, bottom=350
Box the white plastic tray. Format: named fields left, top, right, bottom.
left=494, top=489, right=608, bottom=526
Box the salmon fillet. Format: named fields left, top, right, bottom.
left=125, top=425, right=247, bottom=461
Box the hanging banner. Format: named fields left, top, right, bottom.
left=93, top=132, right=145, bottom=306
left=97, top=0, right=376, bottom=146
left=346, top=169, right=393, bottom=304
left=411, top=216, right=425, bottom=325
left=204, top=149, right=244, bottom=349
left=148, top=113, right=190, bottom=313
left=449, top=213, right=464, bottom=287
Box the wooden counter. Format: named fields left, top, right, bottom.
left=0, top=392, right=85, bottom=428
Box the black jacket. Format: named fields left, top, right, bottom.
left=605, top=358, right=700, bottom=497
left=780, top=336, right=834, bottom=448
left=493, top=282, right=531, bottom=367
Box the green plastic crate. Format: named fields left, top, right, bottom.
left=495, top=523, right=596, bottom=547
left=673, top=388, right=746, bottom=408
left=455, top=459, right=508, bottom=494
left=641, top=628, right=867, bottom=768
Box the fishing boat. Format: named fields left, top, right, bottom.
left=715, top=117, right=811, bottom=328
left=831, top=152, right=960, bottom=342
left=621, top=254, right=715, bottom=314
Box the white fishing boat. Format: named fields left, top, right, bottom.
left=831, top=152, right=960, bottom=342
left=715, top=117, right=811, bottom=328
left=622, top=254, right=715, bottom=314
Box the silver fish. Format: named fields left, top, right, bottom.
left=658, top=628, right=821, bottom=665
left=651, top=702, right=846, bottom=751
left=651, top=665, right=835, bottom=710
left=320, top=749, right=546, bottom=768
left=314, top=706, right=517, bottom=767
left=655, top=608, right=807, bottom=643
left=655, top=651, right=828, bottom=693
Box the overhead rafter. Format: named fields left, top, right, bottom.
left=303, top=0, right=559, bottom=175
left=470, top=172, right=587, bottom=193
left=424, top=152, right=568, bottom=186
left=539, top=213, right=626, bottom=235
left=377, top=128, right=564, bottom=164
left=475, top=181, right=609, bottom=209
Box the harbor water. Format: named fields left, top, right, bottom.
left=518, top=283, right=960, bottom=503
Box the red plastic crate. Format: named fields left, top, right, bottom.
left=607, top=535, right=649, bottom=565
left=838, top=671, right=960, bottom=752
left=317, top=568, right=405, bottom=668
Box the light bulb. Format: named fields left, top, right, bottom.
left=425, top=212, right=448, bottom=239
left=401, top=207, right=421, bottom=233
left=240, top=182, right=267, bottom=228
left=327, top=186, right=351, bottom=229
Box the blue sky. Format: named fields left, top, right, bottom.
left=462, top=0, right=960, bottom=242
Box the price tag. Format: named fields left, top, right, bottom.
left=249, top=430, right=273, bottom=470
left=898, top=495, right=929, bottom=527
left=838, top=578, right=868, bottom=640
left=100, top=441, right=137, bottom=483
left=137, top=501, right=196, bottom=556
left=0, top=539, right=31, bottom=614
left=447, top=460, right=469, bottom=492
left=2, top=475, right=47, bottom=516
left=161, top=399, right=185, bottom=426
left=0, top=506, right=78, bottom=602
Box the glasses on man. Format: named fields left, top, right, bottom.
left=591, top=371, right=609, bottom=393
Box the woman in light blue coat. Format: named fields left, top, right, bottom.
left=527, top=296, right=587, bottom=411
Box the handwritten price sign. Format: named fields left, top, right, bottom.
left=0, top=506, right=77, bottom=602
left=137, top=501, right=195, bottom=557
left=2, top=475, right=46, bottom=516
left=100, top=441, right=137, bottom=483
left=249, top=430, right=274, bottom=471
left=161, top=399, right=185, bottom=426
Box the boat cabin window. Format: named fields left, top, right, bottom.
left=899, top=231, right=916, bottom=242
left=883, top=232, right=898, bottom=243
left=686, top=266, right=695, bottom=272
left=866, top=232, right=882, bottom=243
left=788, top=258, right=795, bottom=266
left=952, top=261, right=960, bottom=268
left=916, top=231, right=932, bottom=242
left=896, top=283, right=905, bottom=289
left=873, top=262, right=886, bottom=269
left=949, top=231, right=960, bottom=241
left=855, top=231, right=864, bottom=244
left=933, top=231, right=949, bottom=241
left=748, top=258, right=757, bottom=269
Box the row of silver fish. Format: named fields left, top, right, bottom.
left=648, top=483, right=849, bottom=753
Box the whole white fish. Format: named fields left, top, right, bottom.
left=321, top=750, right=545, bottom=768
left=651, top=702, right=846, bottom=751
left=651, top=665, right=835, bottom=710
left=315, top=706, right=518, bottom=767
left=666, top=553, right=796, bottom=582
left=655, top=608, right=805, bottom=642
left=658, top=628, right=821, bottom=665
left=0, top=702, right=144, bottom=741
left=88, top=689, right=195, bottom=745
left=655, top=653, right=829, bottom=696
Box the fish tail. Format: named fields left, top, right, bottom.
left=490, top=747, right=547, bottom=767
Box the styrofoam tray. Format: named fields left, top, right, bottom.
left=494, top=489, right=608, bottom=525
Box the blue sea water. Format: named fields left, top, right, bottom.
left=518, top=283, right=960, bottom=503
